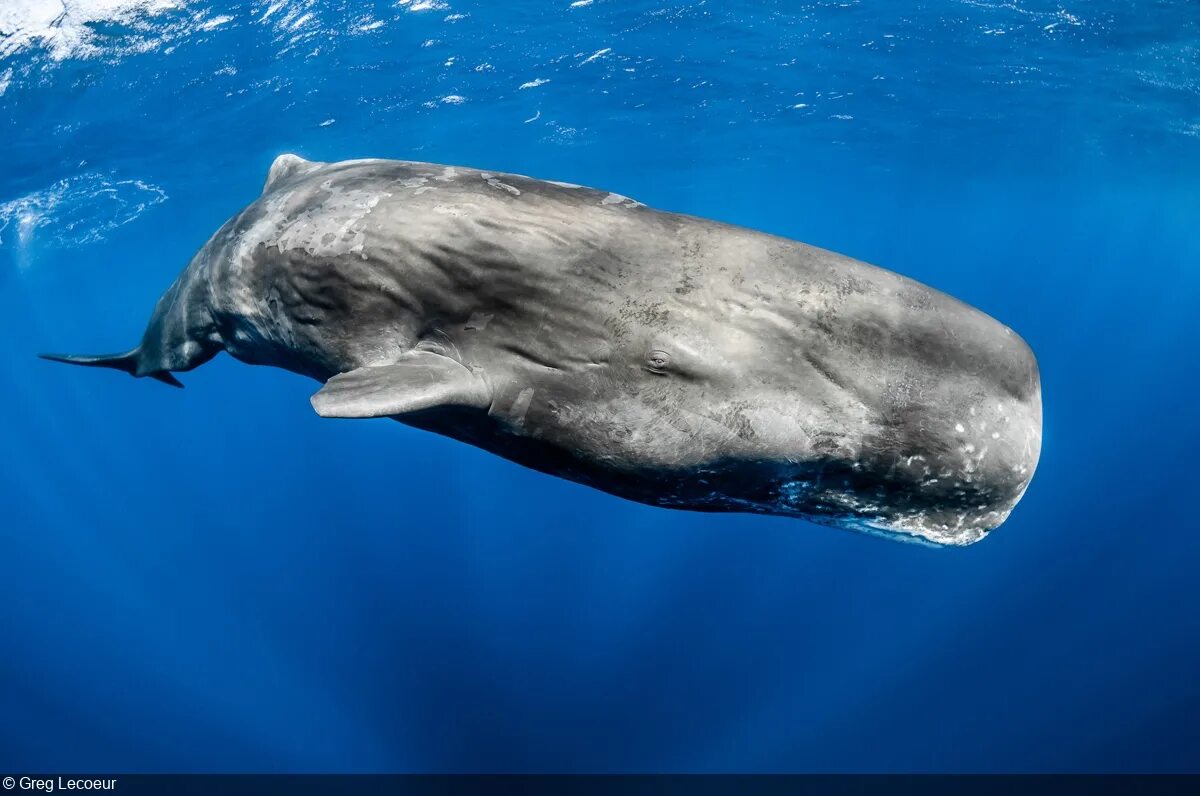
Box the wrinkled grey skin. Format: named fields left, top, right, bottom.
left=43, top=155, right=1042, bottom=546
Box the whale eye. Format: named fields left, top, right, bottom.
left=644, top=349, right=672, bottom=375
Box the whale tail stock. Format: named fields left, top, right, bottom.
left=38, top=350, right=184, bottom=388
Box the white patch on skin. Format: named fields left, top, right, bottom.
left=600, top=192, right=644, bottom=208
left=229, top=178, right=391, bottom=321
left=479, top=173, right=521, bottom=195
left=257, top=181, right=390, bottom=263
left=509, top=388, right=535, bottom=427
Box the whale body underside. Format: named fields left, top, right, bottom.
left=43, top=155, right=1042, bottom=546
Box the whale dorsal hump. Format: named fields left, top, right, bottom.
left=310, top=350, right=492, bottom=419
left=263, top=153, right=323, bottom=193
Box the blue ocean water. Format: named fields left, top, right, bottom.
left=1, top=0, right=1198, bottom=773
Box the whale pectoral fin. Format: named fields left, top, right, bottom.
left=310, top=352, right=491, bottom=419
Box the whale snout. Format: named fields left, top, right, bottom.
left=860, top=333, right=1042, bottom=545
left=764, top=311, right=1042, bottom=545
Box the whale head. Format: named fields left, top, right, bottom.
left=558, top=262, right=1042, bottom=546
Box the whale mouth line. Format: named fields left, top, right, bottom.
left=833, top=518, right=978, bottom=548
left=805, top=504, right=1005, bottom=548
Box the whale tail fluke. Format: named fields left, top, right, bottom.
left=38, top=350, right=184, bottom=388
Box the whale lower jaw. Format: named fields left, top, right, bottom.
left=821, top=512, right=1011, bottom=548
left=657, top=491, right=1012, bottom=547
left=774, top=478, right=1023, bottom=547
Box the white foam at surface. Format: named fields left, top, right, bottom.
left=579, top=47, right=611, bottom=65
left=258, top=1, right=285, bottom=22
left=197, top=13, right=231, bottom=31
left=0, top=0, right=187, bottom=61
left=397, top=0, right=449, bottom=12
